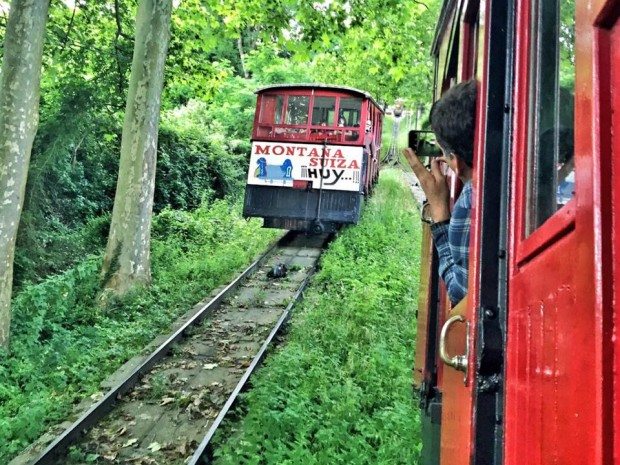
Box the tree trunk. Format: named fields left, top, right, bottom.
left=0, top=0, right=49, bottom=348
left=101, top=0, right=172, bottom=295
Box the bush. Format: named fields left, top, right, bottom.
left=15, top=91, right=255, bottom=286
left=155, top=104, right=250, bottom=211
left=13, top=215, right=111, bottom=288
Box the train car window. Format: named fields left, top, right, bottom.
left=274, top=96, right=284, bottom=124
left=258, top=94, right=284, bottom=124
left=525, top=0, right=575, bottom=234
left=338, top=97, right=362, bottom=127
left=285, top=96, right=310, bottom=125
left=463, top=5, right=480, bottom=79
left=374, top=114, right=382, bottom=148
left=311, top=96, right=336, bottom=126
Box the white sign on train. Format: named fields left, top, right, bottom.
left=247, top=141, right=364, bottom=192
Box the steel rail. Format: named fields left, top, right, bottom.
left=31, top=231, right=295, bottom=465
left=188, top=268, right=318, bottom=465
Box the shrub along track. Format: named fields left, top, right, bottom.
left=22, top=232, right=331, bottom=465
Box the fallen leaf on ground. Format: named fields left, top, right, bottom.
left=122, top=438, right=138, bottom=448
left=177, top=442, right=187, bottom=455
left=147, top=441, right=162, bottom=452
left=203, top=363, right=218, bottom=370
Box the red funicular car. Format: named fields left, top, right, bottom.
left=243, top=84, right=383, bottom=234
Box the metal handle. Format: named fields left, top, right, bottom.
left=439, top=315, right=469, bottom=381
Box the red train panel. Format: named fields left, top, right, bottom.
left=415, top=0, right=619, bottom=464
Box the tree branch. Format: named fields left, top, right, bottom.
left=114, top=0, right=132, bottom=40
left=113, top=0, right=128, bottom=95
left=59, top=2, right=77, bottom=54
left=237, top=31, right=248, bottom=78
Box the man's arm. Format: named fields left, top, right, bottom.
left=403, top=147, right=468, bottom=303
left=431, top=221, right=468, bottom=305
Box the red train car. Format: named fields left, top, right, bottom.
left=414, top=1, right=619, bottom=464
left=243, top=84, right=383, bottom=233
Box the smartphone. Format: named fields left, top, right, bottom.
left=408, top=130, right=441, bottom=158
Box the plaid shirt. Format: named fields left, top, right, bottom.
left=430, top=181, right=472, bottom=305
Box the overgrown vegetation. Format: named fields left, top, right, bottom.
left=7, top=0, right=440, bottom=288
left=0, top=201, right=278, bottom=462
left=15, top=93, right=253, bottom=287
left=0, top=0, right=439, bottom=459
left=212, top=170, right=423, bottom=464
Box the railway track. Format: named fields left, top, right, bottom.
left=20, top=231, right=332, bottom=465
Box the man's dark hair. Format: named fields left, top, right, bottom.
left=430, top=79, right=477, bottom=167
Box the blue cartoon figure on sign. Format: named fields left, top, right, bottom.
left=254, top=157, right=294, bottom=184
left=255, top=157, right=268, bottom=178
left=280, top=159, right=293, bottom=179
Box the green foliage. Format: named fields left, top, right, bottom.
left=13, top=214, right=110, bottom=289
left=0, top=200, right=278, bottom=463
left=309, top=1, right=441, bottom=105
left=166, top=0, right=442, bottom=104
left=15, top=97, right=252, bottom=286
left=559, top=0, right=575, bottom=88
left=156, top=104, right=249, bottom=211
left=245, top=46, right=314, bottom=85
left=9, top=0, right=441, bottom=285
left=1, top=1, right=438, bottom=459
left=12, top=0, right=256, bottom=286
left=212, top=170, right=423, bottom=464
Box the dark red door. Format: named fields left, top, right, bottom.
left=611, top=10, right=620, bottom=463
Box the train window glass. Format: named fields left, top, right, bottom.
left=338, top=98, right=362, bottom=127
left=311, top=96, right=336, bottom=126
left=274, top=95, right=284, bottom=124
left=525, top=0, right=575, bottom=235
left=258, top=96, right=273, bottom=124
left=374, top=112, right=382, bottom=147
left=285, top=96, right=310, bottom=125
left=258, top=95, right=284, bottom=124
left=464, top=7, right=480, bottom=78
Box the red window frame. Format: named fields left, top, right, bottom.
left=252, top=90, right=371, bottom=146
left=511, top=0, right=577, bottom=266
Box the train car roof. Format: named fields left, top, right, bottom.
left=256, top=83, right=384, bottom=112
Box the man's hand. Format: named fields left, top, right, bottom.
left=403, top=147, right=451, bottom=222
